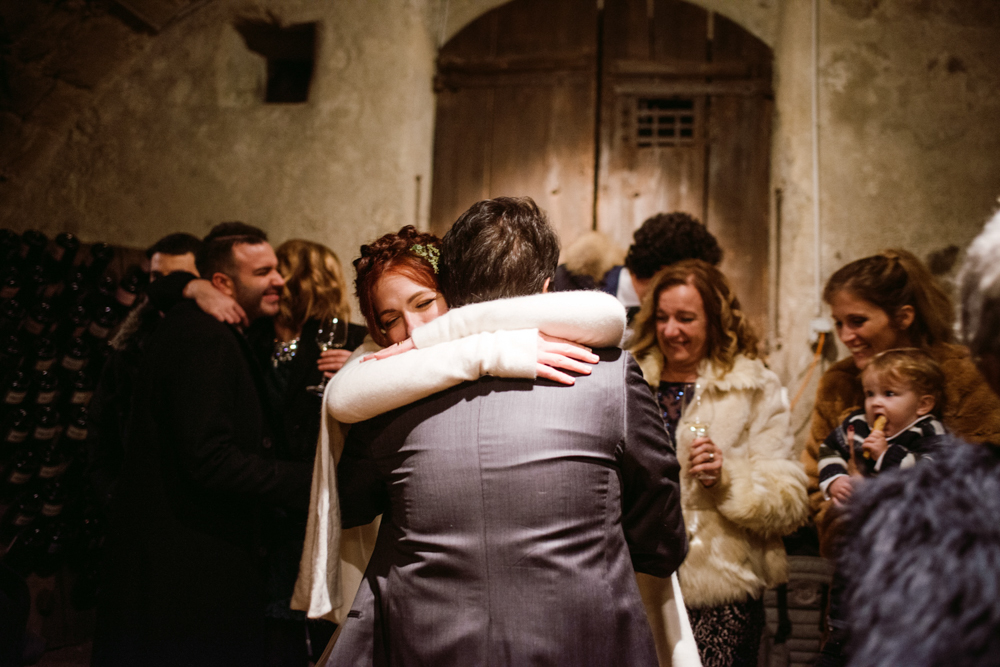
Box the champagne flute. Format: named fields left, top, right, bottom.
left=306, top=316, right=349, bottom=395
left=682, top=380, right=716, bottom=483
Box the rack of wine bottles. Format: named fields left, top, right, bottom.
left=0, top=228, right=145, bottom=605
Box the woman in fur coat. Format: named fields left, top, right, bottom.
left=630, top=260, right=809, bottom=667
left=801, top=250, right=1000, bottom=557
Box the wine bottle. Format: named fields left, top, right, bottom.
left=3, top=370, right=29, bottom=407
left=85, top=305, right=117, bottom=343
left=83, top=243, right=114, bottom=284
left=35, top=518, right=75, bottom=577
left=32, top=370, right=59, bottom=406
left=0, top=446, right=39, bottom=503
left=40, top=478, right=67, bottom=520
left=18, top=230, right=48, bottom=266
left=20, top=300, right=56, bottom=341
left=32, top=337, right=57, bottom=372
left=59, top=304, right=91, bottom=343
left=0, top=489, right=42, bottom=553
left=37, top=439, right=69, bottom=481
left=0, top=334, right=22, bottom=375
left=62, top=406, right=88, bottom=445
left=1, top=408, right=30, bottom=449
left=59, top=337, right=91, bottom=375
left=47, top=233, right=80, bottom=277
left=0, top=230, right=20, bottom=266
left=0, top=299, right=24, bottom=337
left=65, top=372, right=93, bottom=409
left=31, top=405, right=60, bottom=442
left=114, top=270, right=141, bottom=312
left=0, top=267, right=20, bottom=302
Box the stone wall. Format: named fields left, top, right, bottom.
left=2, top=0, right=1000, bottom=443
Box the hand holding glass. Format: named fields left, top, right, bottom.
left=682, top=382, right=718, bottom=485
left=307, top=317, right=349, bottom=395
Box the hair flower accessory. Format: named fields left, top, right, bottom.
left=411, top=244, right=440, bottom=274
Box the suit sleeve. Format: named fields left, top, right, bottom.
left=144, top=271, right=196, bottom=313
left=336, top=423, right=389, bottom=529
left=619, top=354, right=687, bottom=578
left=161, top=321, right=312, bottom=510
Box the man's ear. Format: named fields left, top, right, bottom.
left=915, top=394, right=936, bottom=417
left=542, top=277, right=550, bottom=294
left=211, top=272, right=235, bottom=297
left=894, top=304, right=916, bottom=331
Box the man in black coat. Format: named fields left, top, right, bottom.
left=93, top=224, right=312, bottom=667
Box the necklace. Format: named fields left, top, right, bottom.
left=273, top=336, right=300, bottom=367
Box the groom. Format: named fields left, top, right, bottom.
left=331, top=197, right=686, bottom=666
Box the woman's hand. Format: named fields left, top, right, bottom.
left=688, top=436, right=722, bottom=487
left=829, top=475, right=855, bottom=505
left=535, top=333, right=599, bottom=386
left=318, top=349, right=354, bottom=378
left=861, top=428, right=888, bottom=462
left=182, top=279, right=248, bottom=327
left=362, top=338, right=415, bottom=362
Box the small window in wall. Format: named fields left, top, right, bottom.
left=626, top=97, right=698, bottom=148
left=234, top=20, right=316, bottom=103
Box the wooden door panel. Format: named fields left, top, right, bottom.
left=706, top=93, right=773, bottom=338
left=429, top=87, right=494, bottom=236
left=488, top=81, right=596, bottom=243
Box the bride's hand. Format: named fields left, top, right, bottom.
left=362, top=338, right=416, bottom=362
left=182, top=279, right=248, bottom=327
left=535, top=333, right=599, bottom=386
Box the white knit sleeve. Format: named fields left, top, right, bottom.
left=410, top=290, right=625, bottom=349
left=326, top=329, right=537, bottom=424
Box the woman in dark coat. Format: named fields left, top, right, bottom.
left=249, top=239, right=366, bottom=665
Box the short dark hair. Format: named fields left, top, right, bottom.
left=624, top=212, right=722, bottom=280
left=145, top=232, right=201, bottom=259
left=196, top=222, right=268, bottom=278
left=439, top=197, right=560, bottom=308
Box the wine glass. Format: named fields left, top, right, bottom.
left=306, top=316, right=349, bottom=395
left=682, top=380, right=716, bottom=483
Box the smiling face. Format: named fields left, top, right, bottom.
left=228, top=242, right=285, bottom=322
left=655, top=281, right=709, bottom=380
left=829, top=289, right=913, bottom=371
left=862, top=370, right=935, bottom=438
left=372, top=270, right=448, bottom=344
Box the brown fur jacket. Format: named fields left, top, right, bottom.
left=801, top=342, right=1000, bottom=555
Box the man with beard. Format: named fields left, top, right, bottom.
left=93, top=223, right=312, bottom=667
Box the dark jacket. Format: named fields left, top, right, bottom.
left=329, top=349, right=686, bottom=666
left=92, top=301, right=312, bottom=667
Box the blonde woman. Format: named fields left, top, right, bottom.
left=629, top=259, right=808, bottom=667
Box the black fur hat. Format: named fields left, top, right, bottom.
left=838, top=436, right=1000, bottom=667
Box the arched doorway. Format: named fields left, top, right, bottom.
left=430, top=0, right=773, bottom=336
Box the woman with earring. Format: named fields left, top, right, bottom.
left=629, top=260, right=809, bottom=667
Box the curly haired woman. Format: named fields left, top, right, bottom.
left=629, top=259, right=809, bottom=667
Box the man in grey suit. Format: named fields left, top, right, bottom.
left=331, top=197, right=686, bottom=666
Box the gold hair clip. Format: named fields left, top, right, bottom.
left=411, top=244, right=440, bottom=273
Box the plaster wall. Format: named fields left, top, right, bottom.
left=770, top=0, right=1000, bottom=439
left=0, top=0, right=439, bottom=303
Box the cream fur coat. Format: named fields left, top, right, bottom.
left=637, top=350, right=809, bottom=609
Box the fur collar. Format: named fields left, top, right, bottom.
left=635, top=347, right=767, bottom=393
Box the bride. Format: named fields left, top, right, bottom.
left=291, top=225, right=627, bottom=622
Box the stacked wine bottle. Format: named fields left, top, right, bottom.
left=0, top=229, right=144, bottom=603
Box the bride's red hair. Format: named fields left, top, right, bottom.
left=354, top=225, right=442, bottom=347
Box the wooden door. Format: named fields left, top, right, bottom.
left=430, top=0, right=773, bottom=336
left=597, top=0, right=773, bottom=335
left=430, top=0, right=599, bottom=244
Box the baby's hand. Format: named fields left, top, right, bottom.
left=829, top=476, right=854, bottom=505
left=862, top=429, right=888, bottom=462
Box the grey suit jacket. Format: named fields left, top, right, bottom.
left=329, top=348, right=686, bottom=666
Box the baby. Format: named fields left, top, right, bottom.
left=818, top=348, right=947, bottom=505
